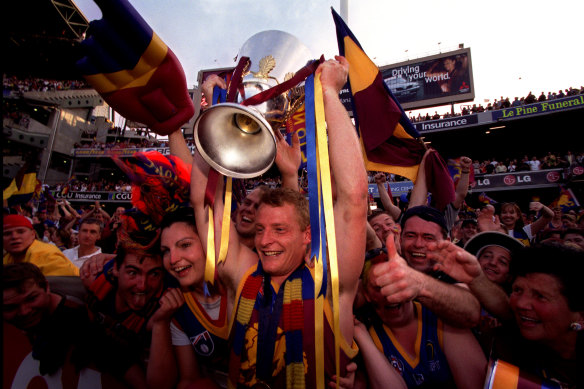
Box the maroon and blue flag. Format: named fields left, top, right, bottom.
left=76, top=0, right=194, bottom=135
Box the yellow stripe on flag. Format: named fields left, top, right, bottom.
left=343, top=37, right=377, bottom=94
left=84, top=33, right=168, bottom=94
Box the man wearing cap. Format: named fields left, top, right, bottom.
left=429, top=231, right=525, bottom=323
left=3, top=215, right=79, bottom=276
left=369, top=205, right=481, bottom=328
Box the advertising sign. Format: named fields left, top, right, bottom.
left=491, top=94, right=584, bottom=121
left=379, top=48, right=475, bottom=110
left=413, top=114, right=478, bottom=133
left=50, top=191, right=133, bottom=203
left=470, top=169, right=563, bottom=192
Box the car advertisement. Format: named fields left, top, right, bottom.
left=380, top=48, right=475, bottom=110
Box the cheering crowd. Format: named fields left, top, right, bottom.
left=3, top=58, right=583, bottom=388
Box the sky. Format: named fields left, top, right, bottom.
left=73, top=0, right=583, bottom=114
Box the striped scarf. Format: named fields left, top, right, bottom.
left=229, top=262, right=313, bottom=388
left=85, top=260, right=160, bottom=342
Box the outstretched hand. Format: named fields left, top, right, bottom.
left=427, top=241, right=482, bottom=284
left=79, top=253, right=117, bottom=288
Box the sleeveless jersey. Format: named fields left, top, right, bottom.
left=369, top=302, right=456, bottom=388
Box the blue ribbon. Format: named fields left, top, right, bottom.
left=305, top=75, right=327, bottom=297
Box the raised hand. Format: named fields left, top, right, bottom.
left=427, top=240, right=482, bottom=284
left=76, top=0, right=194, bottom=135
left=274, top=130, right=301, bottom=178
left=147, top=288, right=185, bottom=330
left=477, top=204, right=504, bottom=232
left=316, top=56, right=349, bottom=96
left=201, top=74, right=227, bottom=108
left=370, top=230, right=426, bottom=304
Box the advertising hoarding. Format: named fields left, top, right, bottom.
left=379, top=48, right=475, bottom=110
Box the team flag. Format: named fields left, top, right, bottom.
left=331, top=8, right=425, bottom=182
left=551, top=185, right=580, bottom=212
left=478, top=192, right=498, bottom=205
left=76, top=0, right=194, bottom=135
left=448, top=158, right=476, bottom=186
left=3, top=164, right=39, bottom=207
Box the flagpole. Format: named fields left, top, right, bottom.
left=340, top=0, right=348, bottom=23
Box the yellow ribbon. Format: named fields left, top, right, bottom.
left=314, top=74, right=341, bottom=387
left=205, top=207, right=216, bottom=285
left=218, top=177, right=232, bottom=265
left=314, top=129, right=325, bottom=389
left=204, top=177, right=233, bottom=285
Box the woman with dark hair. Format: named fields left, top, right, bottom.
left=488, top=243, right=583, bottom=387
left=430, top=242, right=583, bottom=387
left=147, top=207, right=226, bottom=389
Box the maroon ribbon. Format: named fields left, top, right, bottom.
left=241, top=55, right=324, bottom=107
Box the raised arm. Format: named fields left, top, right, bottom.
left=527, top=201, right=554, bottom=236
left=452, top=156, right=472, bottom=210
left=374, top=173, right=401, bottom=221
left=408, top=149, right=431, bottom=208
left=317, top=57, right=368, bottom=340
left=190, top=76, right=257, bottom=295
left=168, top=129, right=193, bottom=165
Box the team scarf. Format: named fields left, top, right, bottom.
left=85, top=260, right=163, bottom=344
left=228, top=261, right=313, bottom=389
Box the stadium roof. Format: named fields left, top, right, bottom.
left=4, top=0, right=90, bottom=80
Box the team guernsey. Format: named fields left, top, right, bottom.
left=228, top=263, right=358, bottom=388
left=369, top=302, right=456, bottom=388
left=172, top=289, right=231, bottom=370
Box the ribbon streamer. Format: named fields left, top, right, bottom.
left=305, top=74, right=325, bottom=389
left=314, top=74, right=341, bottom=387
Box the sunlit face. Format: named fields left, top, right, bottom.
left=254, top=203, right=310, bottom=285
left=78, top=222, right=101, bottom=248
left=161, top=222, right=205, bottom=289
left=3, top=227, right=36, bottom=255
left=477, top=246, right=512, bottom=285
left=113, top=253, right=164, bottom=313
left=510, top=273, right=581, bottom=345
left=400, top=216, right=445, bottom=273
left=563, top=233, right=584, bottom=250
left=500, top=204, right=520, bottom=228
left=369, top=213, right=397, bottom=244
left=3, top=280, right=52, bottom=330
left=235, top=189, right=263, bottom=238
